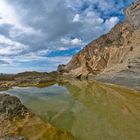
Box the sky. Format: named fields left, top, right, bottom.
left=0, top=0, right=133, bottom=73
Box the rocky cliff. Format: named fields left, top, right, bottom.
left=58, top=0, right=140, bottom=90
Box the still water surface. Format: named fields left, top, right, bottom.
left=5, top=80, right=140, bottom=140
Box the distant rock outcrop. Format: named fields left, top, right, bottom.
left=57, top=64, right=68, bottom=73
left=0, top=71, right=58, bottom=90
left=57, top=0, right=140, bottom=90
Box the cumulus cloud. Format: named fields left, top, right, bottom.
left=0, top=34, right=28, bottom=55
left=105, top=17, right=119, bottom=31
left=73, top=14, right=80, bottom=22
left=0, top=0, right=38, bottom=36
left=61, top=37, right=84, bottom=45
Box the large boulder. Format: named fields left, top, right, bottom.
left=0, top=94, right=28, bottom=119
left=57, top=64, right=69, bottom=73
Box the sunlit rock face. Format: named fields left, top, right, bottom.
left=58, top=0, right=140, bottom=90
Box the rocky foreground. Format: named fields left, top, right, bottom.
left=0, top=94, right=75, bottom=140
left=57, top=0, right=140, bottom=91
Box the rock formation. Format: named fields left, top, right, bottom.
left=0, top=94, right=28, bottom=119
left=58, top=0, right=140, bottom=90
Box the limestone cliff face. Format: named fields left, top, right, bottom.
left=58, top=0, right=140, bottom=90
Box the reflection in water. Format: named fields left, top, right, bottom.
left=6, top=80, right=140, bottom=140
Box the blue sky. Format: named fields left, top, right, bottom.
left=0, top=0, right=133, bottom=73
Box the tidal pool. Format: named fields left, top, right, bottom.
left=5, top=80, right=140, bottom=140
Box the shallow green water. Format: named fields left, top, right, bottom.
left=5, top=80, right=140, bottom=140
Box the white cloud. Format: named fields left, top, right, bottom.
left=71, top=38, right=83, bottom=45
left=73, top=14, right=80, bottom=22
left=85, top=11, right=104, bottom=25
left=0, top=60, right=9, bottom=66
left=0, top=35, right=25, bottom=48
left=105, top=17, right=119, bottom=31
left=17, top=53, right=46, bottom=62
left=61, top=38, right=84, bottom=45
left=0, top=0, right=40, bottom=37
left=0, top=34, right=28, bottom=55
left=0, top=1, right=19, bottom=27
